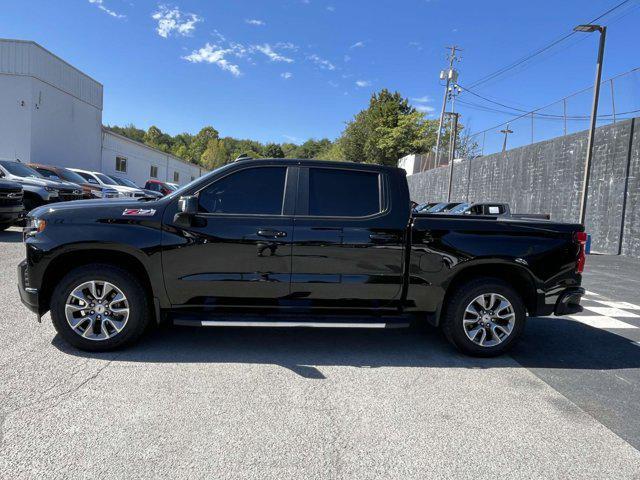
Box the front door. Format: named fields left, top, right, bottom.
left=289, top=166, right=407, bottom=310
left=162, top=165, right=295, bottom=307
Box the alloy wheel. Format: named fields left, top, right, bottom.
left=64, top=280, right=130, bottom=341
left=462, top=293, right=515, bottom=347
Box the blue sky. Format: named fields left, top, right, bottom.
left=1, top=0, right=638, bottom=152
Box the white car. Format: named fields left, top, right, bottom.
left=69, top=168, right=145, bottom=198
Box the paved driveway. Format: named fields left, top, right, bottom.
left=1, top=228, right=639, bottom=479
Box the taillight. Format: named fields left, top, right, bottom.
left=575, top=231, right=587, bottom=273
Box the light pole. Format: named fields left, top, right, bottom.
left=574, top=24, right=607, bottom=225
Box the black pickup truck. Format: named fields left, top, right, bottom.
left=18, top=159, right=586, bottom=356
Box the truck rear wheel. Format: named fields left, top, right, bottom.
left=441, top=278, right=526, bottom=357
left=50, top=264, right=150, bottom=352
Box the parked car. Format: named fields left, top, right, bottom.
left=0, top=160, right=83, bottom=211
left=414, top=202, right=439, bottom=213
left=28, top=163, right=119, bottom=200
left=18, top=159, right=586, bottom=357
left=447, top=202, right=551, bottom=220
left=0, top=180, right=25, bottom=231
left=69, top=168, right=145, bottom=198
left=144, top=179, right=179, bottom=196
left=426, top=202, right=463, bottom=213
left=107, top=175, right=163, bottom=199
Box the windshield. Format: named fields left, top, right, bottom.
left=59, top=168, right=90, bottom=185
left=107, top=175, right=129, bottom=187
left=120, top=178, right=139, bottom=188
left=165, top=163, right=233, bottom=200
left=448, top=203, right=471, bottom=214
left=427, top=203, right=448, bottom=213
left=94, top=173, right=118, bottom=186
left=0, top=161, right=44, bottom=179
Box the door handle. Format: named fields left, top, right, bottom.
left=369, top=233, right=398, bottom=243
left=257, top=229, right=287, bottom=238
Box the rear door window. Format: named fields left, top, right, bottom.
left=307, top=168, right=381, bottom=217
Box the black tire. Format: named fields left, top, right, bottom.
left=441, top=277, right=526, bottom=357
left=50, top=264, right=150, bottom=352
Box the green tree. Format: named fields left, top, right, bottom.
left=338, top=89, right=437, bottom=166
left=201, top=138, right=230, bottom=170
left=263, top=143, right=285, bottom=158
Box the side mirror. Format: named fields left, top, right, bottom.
left=174, top=195, right=198, bottom=227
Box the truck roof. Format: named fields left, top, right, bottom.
left=234, top=158, right=403, bottom=172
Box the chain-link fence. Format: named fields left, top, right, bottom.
left=459, top=67, right=640, bottom=159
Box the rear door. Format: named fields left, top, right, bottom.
left=290, top=166, right=407, bottom=310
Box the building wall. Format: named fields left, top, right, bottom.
left=29, top=77, right=102, bottom=170
left=101, top=131, right=203, bottom=187
left=407, top=118, right=640, bottom=258
left=0, top=74, right=31, bottom=162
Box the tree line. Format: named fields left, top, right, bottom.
left=106, top=89, right=473, bottom=171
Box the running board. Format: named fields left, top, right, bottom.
left=172, top=316, right=410, bottom=329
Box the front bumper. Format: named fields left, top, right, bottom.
left=17, top=260, right=40, bottom=315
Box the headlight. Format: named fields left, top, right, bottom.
left=24, top=218, right=47, bottom=236
left=44, top=187, right=57, bottom=192
left=92, top=189, right=104, bottom=198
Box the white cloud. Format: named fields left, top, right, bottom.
left=412, top=95, right=432, bottom=103
left=88, top=0, right=125, bottom=18
left=326, top=6, right=335, bottom=11
left=283, top=134, right=301, bottom=143
left=328, top=80, right=338, bottom=87
left=245, top=19, right=265, bottom=26
left=281, top=72, right=293, bottom=79
left=308, top=54, right=335, bottom=70
left=254, top=44, right=294, bottom=63
left=182, top=43, right=241, bottom=76
left=343, top=54, right=351, bottom=62
left=355, top=80, right=371, bottom=88
left=350, top=41, right=365, bottom=49
left=415, top=105, right=435, bottom=114
left=152, top=5, right=202, bottom=38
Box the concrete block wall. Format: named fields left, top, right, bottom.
left=407, top=117, right=640, bottom=258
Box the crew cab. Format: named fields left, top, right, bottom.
left=18, top=159, right=586, bottom=356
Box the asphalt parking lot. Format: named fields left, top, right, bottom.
left=1, top=227, right=639, bottom=479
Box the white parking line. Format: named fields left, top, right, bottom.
left=592, top=299, right=640, bottom=311
left=583, top=306, right=640, bottom=318
left=569, top=315, right=637, bottom=329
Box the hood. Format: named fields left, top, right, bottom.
left=0, top=179, right=23, bottom=191
left=8, top=175, right=80, bottom=190
left=30, top=196, right=165, bottom=219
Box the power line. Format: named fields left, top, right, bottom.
left=465, top=0, right=634, bottom=90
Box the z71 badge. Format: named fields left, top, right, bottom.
left=122, top=208, right=156, bottom=216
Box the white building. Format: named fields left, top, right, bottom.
left=0, top=39, right=205, bottom=186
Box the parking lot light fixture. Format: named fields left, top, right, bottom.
left=574, top=24, right=607, bottom=225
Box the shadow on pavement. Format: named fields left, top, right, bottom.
left=52, top=316, right=640, bottom=377
left=0, top=230, right=22, bottom=243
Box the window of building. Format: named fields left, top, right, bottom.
left=150, top=165, right=158, bottom=178
left=198, top=167, right=286, bottom=215
left=308, top=168, right=381, bottom=217
left=173, top=171, right=179, bottom=182
left=115, top=156, right=127, bottom=173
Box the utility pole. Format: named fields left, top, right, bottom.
left=500, top=124, right=513, bottom=153
left=447, top=112, right=460, bottom=202
left=574, top=24, right=607, bottom=225
left=434, top=45, right=461, bottom=168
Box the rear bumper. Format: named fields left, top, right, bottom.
left=17, top=260, right=40, bottom=314
left=553, top=287, right=585, bottom=316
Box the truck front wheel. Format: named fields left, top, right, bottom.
left=50, top=264, right=150, bottom=352
left=442, top=278, right=526, bottom=357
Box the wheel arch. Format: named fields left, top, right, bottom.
left=40, top=248, right=159, bottom=322
left=436, top=261, right=538, bottom=326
